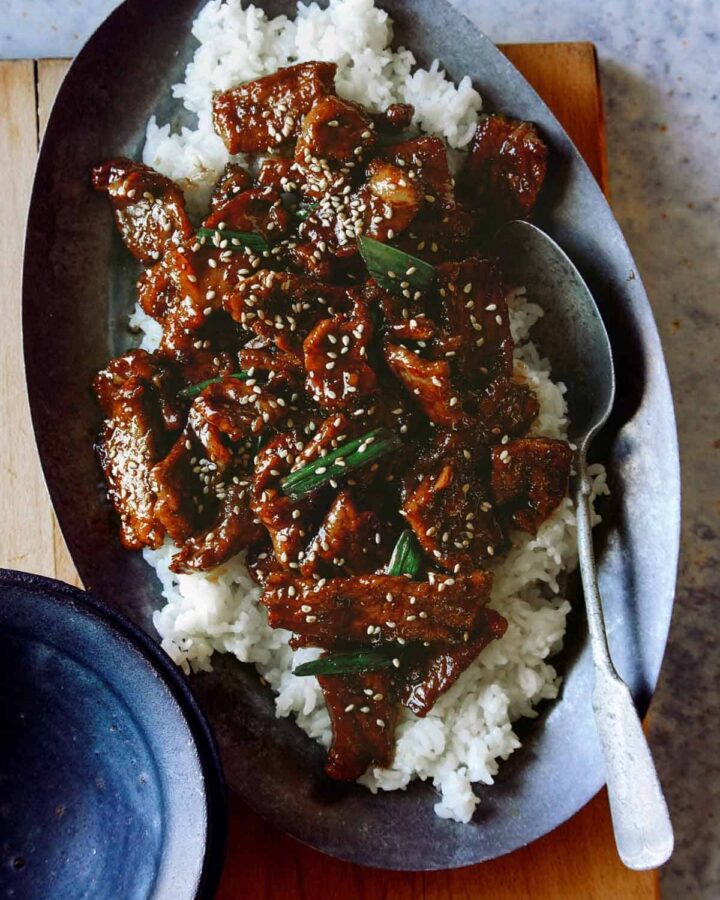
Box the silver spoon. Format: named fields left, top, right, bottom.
left=495, top=220, right=674, bottom=870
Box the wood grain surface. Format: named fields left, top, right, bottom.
left=0, top=46, right=655, bottom=899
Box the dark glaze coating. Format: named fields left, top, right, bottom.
left=91, top=61, right=569, bottom=781
left=462, top=113, right=549, bottom=221
left=490, top=437, right=573, bottom=533
left=320, top=670, right=398, bottom=780
left=213, top=61, right=337, bottom=154
left=402, top=608, right=508, bottom=716
left=91, top=158, right=193, bottom=264
left=262, top=570, right=494, bottom=647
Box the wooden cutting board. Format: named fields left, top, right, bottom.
left=0, top=45, right=657, bottom=900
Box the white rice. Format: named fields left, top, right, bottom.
left=134, top=0, right=609, bottom=822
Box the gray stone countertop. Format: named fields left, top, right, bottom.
left=3, top=1, right=718, bottom=896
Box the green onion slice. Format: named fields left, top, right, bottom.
left=196, top=226, right=269, bottom=254
left=387, top=529, right=423, bottom=577
left=294, top=200, right=320, bottom=221
left=293, top=647, right=396, bottom=677
left=281, top=427, right=401, bottom=498
left=179, top=371, right=249, bottom=401
left=357, top=235, right=435, bottom=297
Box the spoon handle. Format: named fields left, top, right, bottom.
left=576, top=460, right=674, bottom=870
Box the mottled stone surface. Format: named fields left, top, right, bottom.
left=2, top=0, right=718, bottom=896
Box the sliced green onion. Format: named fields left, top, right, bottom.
left=197, top=226, right=269, bottom=254
left=357, top=235, right=435, bottom=297
left=294, top=200, right=320, bottom=221
left=293, top=647, right=396, bottom=677
left=281, top=427, right=401, bottom=498
left=387, top=529, right=423, bottom=577
left=179, top=371, right=249, bottom=401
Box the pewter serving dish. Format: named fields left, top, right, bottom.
left=23, top=0, right=680, bottom=869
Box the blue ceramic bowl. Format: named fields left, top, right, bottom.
left=0, top=569, right=226, bottom=899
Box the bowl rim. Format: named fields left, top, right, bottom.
left=0, top=567, right=228, bottom=899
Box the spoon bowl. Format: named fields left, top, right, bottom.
left=495, top=219, right=615, bottom=450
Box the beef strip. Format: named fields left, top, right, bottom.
left=250, top=424, right=340, bottom=567
left=209, top=163, right=254, bottom=210
left=213, top=61, right=337, bottom=154
left=95, top=411, right=165, bottom=549
left=293, top=96, right=376, bottom=202
left=187, top=377, right=286, bottom=466
left=150, top=432, right=207, bottom=544
left=382, top=136, right=454, bottom=198
left=490, top=437, right=573, bottom=533
left=91, top=158, right=192, bottom=264
left=361, top=159, right=424, bottom=241
left=373, top=103, right=414, bottom=132
left=401, top=608, right=507, bottom=716
left=170, top=478, right=265, bottom=573
left=396, top=197, right=476, bottom=264
left=375, top=136, right=476, bottom=263
left=137, top=247, right=248, bottom=365
left=93, top=350, right=181, bottom=549
left=300, top=489, right=390, bottom=578
left=153, top=378, right=285, bottom=546
left=318, top=670, right=397, bottom=780
left=402, top=432, right=504, bottom=572
left=384, top=342, right=464, bottom=427
left=434, top=257, right=513, bottom=381
left=257, top=157, right=299, bottom=192
left=369, top=280, right=437, bottom=344
left=303, top=296, right=377, bottom=410
left=237, top=346, right=306, bottom=396
left=202, top=185, right=290, bottom=241
left=224, top=270, right=350, bottom=364
left=471, top=375, right=539, bottom=442
left=296, top=95, right=376, bottom=164
left=293, top=205, right=358, bottom=269
left=261, top=570, right=493, bottom=648
left=463, top=113, right=549, bottom=221
left=284, top=241, right=338, bottom=280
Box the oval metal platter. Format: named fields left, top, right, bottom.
left=23, top=0, right=680, bottom=870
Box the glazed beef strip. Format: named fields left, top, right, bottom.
left=401, top=608, right=508, bottom=716
left=261, top=570, right=494, bottom=648
left=319, top=670, right=398, bottom=780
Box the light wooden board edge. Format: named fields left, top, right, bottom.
left=0, top=60, right=55, bottom=580
left=499, top=41, right=609, bottom=195
left=0, top=49, right=659, bottom=900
